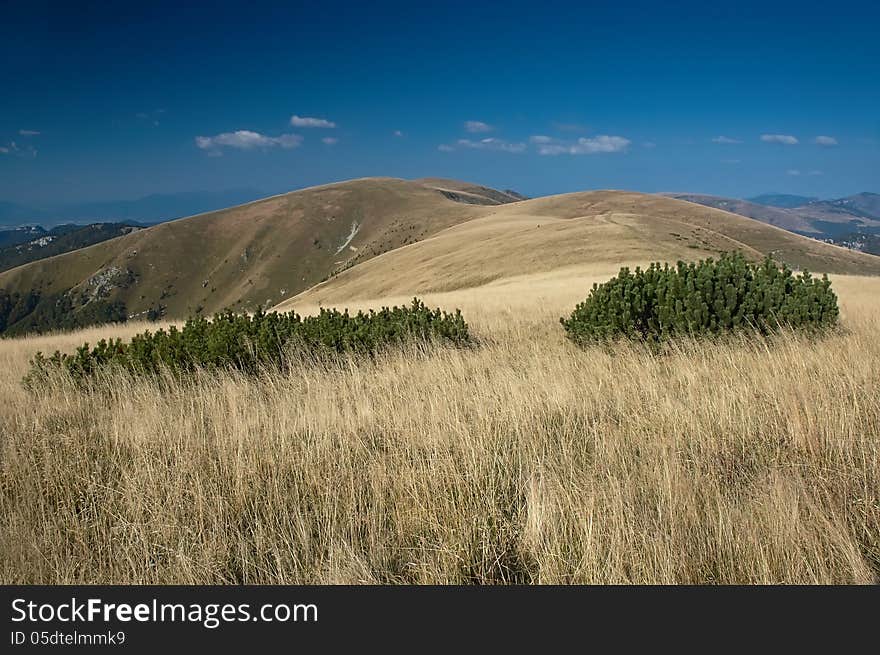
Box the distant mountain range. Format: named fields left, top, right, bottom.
left=0, top=223, right=143, bottom=274
left=745, top=194, right=819, bottom=208
left=0, top=188, right=266, bottom=228
left=666, top=192, right=880, bottom=246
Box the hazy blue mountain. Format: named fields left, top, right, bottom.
left=0, top=222, right=143, bottom=273
left=0, top=201, right=51, bottom=226
left=57, top=188, right=266, bottom=223
left=801, top=192, right=880, bottom=220
left=0, top=226, right=48, bottom=248
left=673, top=192, right=880, bottom=252
left=0, top=188, right=266, bottom=228
left=746, top=194, right=819, bottom=208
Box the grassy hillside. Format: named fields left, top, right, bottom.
left=798, top=193, right=880, bottom=222
left=666, top=193, right=819, bottom=233
left=0, top=178, right=509, bottom=334
left=672, top=192, right=880, bottom=239
left=4, top=182, right=878, bottom=336
left=2, top=272, right=878, bottom=584
left=416, top=178, right=529, bottom=205
left=278, top=190, right=880, bottom=309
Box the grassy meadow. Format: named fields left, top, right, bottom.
left=1, top=271, right=879, bottom=584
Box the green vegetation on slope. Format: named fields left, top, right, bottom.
left=0, top=289, right=130, bottom=337
left=561, top=253, right=839, bottom=344
left=26, top=298, right=469, bottom=383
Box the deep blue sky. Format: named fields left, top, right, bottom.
left=2, top=0, right=878, bottom=205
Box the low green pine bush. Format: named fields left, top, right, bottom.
left=561, top=253, right=839, bottom=345
left=25, top=298, right=470, bottom=385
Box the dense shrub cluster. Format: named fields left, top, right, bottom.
left=26, top=298, right=469, bottom=383
left=561, top=253, right=839, bottom=344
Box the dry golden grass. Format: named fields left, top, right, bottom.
left=276, top=190, right=880, bottom=309
left=1, top=273, right=879, bottom=584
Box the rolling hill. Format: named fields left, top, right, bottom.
left=791, top=193, right=880, bottom=232
left=3, top=179, right=880, bottom=336
left=416, top=178, right=529, bottom=205
left=669, top=192, right=880, bottom=240
left=0, top=178, right=520, bottom=334
left=276, top=190, right=880, bottom=311
left=664, top=194, right=819, bottom=234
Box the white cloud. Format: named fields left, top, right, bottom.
left=786, top=169, right=801, bottom=176
left=439, top=137, right=525, bottom=153
left=536, top=135, right=631, bottom=155
left=195, top=130, right=303, bottom=153
left=322, top=137, right=338, bottom=145
left=761, top=134, right=798, bottom=145
left=393, top=130, right=404, bottom=137
left=712, top=136, right=741, bottom=144
left=814, top=135, right=838, bottom=146
left=0, top=141, right=37, bottom=158
left=290, top=115, right=336, bottom=128
left=464, top=120, right=492, bottom=133
left=18, top=129, right=40, bottom=136
left=529, top=135, right=553, bottom=144
left=457, top=137, right=526, bottom=153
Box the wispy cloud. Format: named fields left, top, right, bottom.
left=438, top=137, right=526, bottom=153
left=529, top=135, right=553, bottom=144
left=457, top=137, right=526, bottom=153
left=290, top=115, right=336, bottom=128
left=534, top=135, right=631, bottom=155
left=195, top=130, right=303, bottom=154
left=136, top=109, right=165, bottom=126
left=18, top=129, right=40, bottom=136
left=0, top=141, right=37, bottom=158
left=322, top=137, right=338, bottom=145
left=464, top=120, right=492, bottom=133
left=761, top=134, right=798, bottom=145
left=787, top=169, right=801, bottom=176
left=814, top=135, right=838, bottom=146
left=393, top=130, right=404, bottom=137
left=712, top=136, right=741, bottom=144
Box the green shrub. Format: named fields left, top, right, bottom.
left=561, top=253, right=839, bottom=345
left=26, top=298, right=469, bottom=384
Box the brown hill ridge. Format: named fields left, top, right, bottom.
left=2, top=179, right=879, bottom=334
left=276, top=190, right=880, bottom=309
left=0, top=178, right=508, bottom=332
